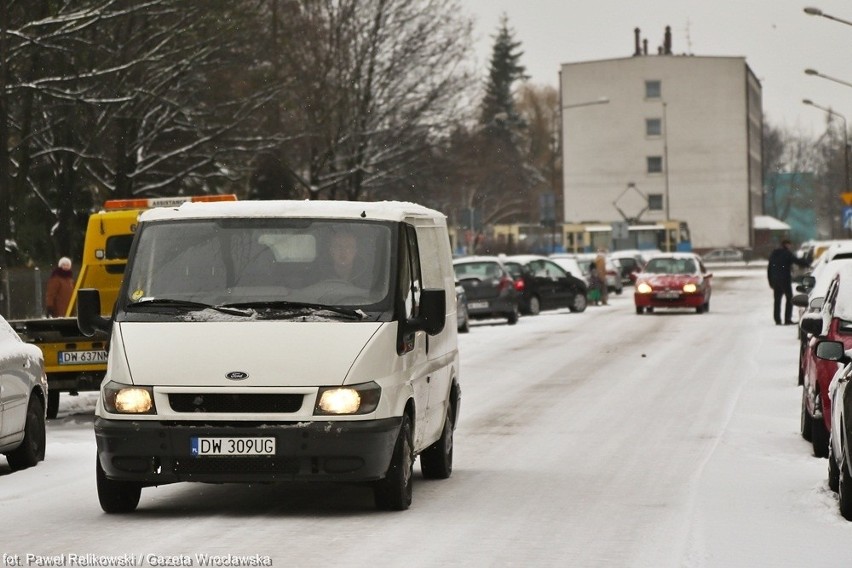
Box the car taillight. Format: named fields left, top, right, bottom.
left=498, top=276, right=514, bottom=292
left=513, top=278, right=525, bottom=292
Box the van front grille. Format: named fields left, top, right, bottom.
left=168, top=393, right=303, bottom=413
left=174, top=457, right=298, bottom=476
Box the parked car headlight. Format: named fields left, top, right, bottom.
left=103, top=381, right=155, bottom=414
left=682, top=283, right=698, bottom=293
left=315, top=382, right=381, bottom=415
left=636, top=282, right=653, bottom=294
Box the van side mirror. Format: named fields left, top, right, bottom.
left=77, top=289, right=112, bottom=337
left=411, top=289, right=446, bottom=336
left=792, top=293, right=809, bottom=308
left=801, top=275, right=816, bottom=290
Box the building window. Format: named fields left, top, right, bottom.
left=647, top=156, right=663, bottom=173
left=645, top=80, right=661, bottom=99
left=646, top=118, right=662, bottom=136
left=648, top=194, right=663, bottom=210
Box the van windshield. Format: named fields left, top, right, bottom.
left=122, top=218, right=394, bottom=315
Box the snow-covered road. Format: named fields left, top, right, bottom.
left=1, top=268, right=849, bottom=567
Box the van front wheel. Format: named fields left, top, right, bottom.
left=96, top=455, right=142, bottom=514
left=420, top=405, right=454, bottom=479
left=374, top=415, right=413, bottom=511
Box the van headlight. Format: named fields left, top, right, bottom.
left=103, top=381, right=156, bottom=414
left=315, top=382, right=381, bottom=415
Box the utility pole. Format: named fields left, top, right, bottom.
left=0, top=3, right=10, bottom=317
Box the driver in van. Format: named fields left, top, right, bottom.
left=330, top=230, right=359, bottom=281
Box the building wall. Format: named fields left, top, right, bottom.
left=561, top=55, right=761, bottom=250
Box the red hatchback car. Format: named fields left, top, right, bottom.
left=798, top=266, right=852, bottom=458
left=633, top=253, right=712, bottom=314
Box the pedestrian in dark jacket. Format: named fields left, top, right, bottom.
left=767, top=239, right=809, bottom=325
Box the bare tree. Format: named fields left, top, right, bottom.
left=280, top=0, right=474, bottom=200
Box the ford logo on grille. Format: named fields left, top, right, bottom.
left=225, top=371, right=249, bottom=381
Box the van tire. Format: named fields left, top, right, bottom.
left=374, top=415, right=413, bottom=511
left=421, top=404, right=454, bottom=479
left=96, top=455, right=141, bottom=514
left=6, top=396, right=46, bottom=471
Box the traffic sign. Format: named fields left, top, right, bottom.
left=844, top=206, right=852, bottom=229
left=842, top=192, right=852, bottom=206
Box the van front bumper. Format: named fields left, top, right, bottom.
left=95, top=417, right=401, bottom=485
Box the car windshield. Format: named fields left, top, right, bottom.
left=122, top=218, right=394, bottom=312
left=454, top=261, right=503, bottom=280
left=644, top=257, right=697, bottom=274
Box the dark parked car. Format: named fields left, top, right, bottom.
left=503, top=255, right=587, bottom=315
left=455, top=281, right=470, bottom=333
left=452, top=256, right=520, bottom=325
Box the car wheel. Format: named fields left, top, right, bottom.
left=96, top=454, right=142, bottom=513
left=458, top=306, right=470, bottom=334
left=800, top=388, right=813, bottom=441
left=829, top=439, right=840, bottom=492
left=839, top=457, right=852, bottom=521
left=703, top=301, right=710, bottom=313
left=569, top=292, right=587, bottom=313
left=6, top=396, right=46, bottom=471
left=812, top=414, right=830, bottom=458
left=47, top=390, right=60, bottom=420
left=635, top=306, right=643, bottom=315
left=420, top=403, right=454, bottom=479
left=528, top=296, right=541, bottom=316
left=695, top=305, right=703, bottom=314
left=374, top=414, right=413, bottom=511
left=506, top=304, right=519, bottom=325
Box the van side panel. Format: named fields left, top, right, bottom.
left=411, top=221, right=459, bottom=446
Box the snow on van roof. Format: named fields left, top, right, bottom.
left=138, top=199, right=446, bottom=225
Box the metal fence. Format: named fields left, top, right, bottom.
left=1, top=267, right=50, bottom=320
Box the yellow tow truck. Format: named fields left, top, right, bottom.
left=10, top=194, right=236, bottom=417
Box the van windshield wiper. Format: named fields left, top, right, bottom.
left=126, top=298, right=252, bottom=317
left=218, top=300, right=367, bottom=320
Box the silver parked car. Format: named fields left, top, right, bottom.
left=0, top=315, right=48, bottom=471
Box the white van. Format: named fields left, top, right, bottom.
left=79, top=200, right=460, bottom=513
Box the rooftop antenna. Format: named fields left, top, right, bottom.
left=683, top=18, right=693, bottom=55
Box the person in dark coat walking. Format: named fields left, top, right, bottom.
left=767, top=239, right=809, bottom=325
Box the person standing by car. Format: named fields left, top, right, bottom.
left=767, top=239, right=809, bottom=325
left=594, top=249, right=609, bottom=305
left=45, top=256, right=75, bottom=317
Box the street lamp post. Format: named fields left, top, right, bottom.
left=662, top=101, right=670, bottom=220
left=804, top=6, right=852, bottom=28
left=805, top=68, right=852, bottom=90
left=558, top=90, right=610, bottom=243
left=803, top=98, right=850, bottom=193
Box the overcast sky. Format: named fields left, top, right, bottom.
left=463, top=0, right=852, bottom=137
